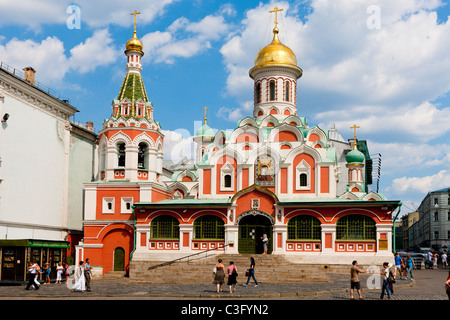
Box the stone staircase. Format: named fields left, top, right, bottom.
left=129, top=254, right=331, bottom=284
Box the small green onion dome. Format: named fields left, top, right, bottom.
left=346, top=149, right=365, bottom=164
left=196, top=123, right=215, bottom=137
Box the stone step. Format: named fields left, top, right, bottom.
left=129, top=254, right=330, bottom=284
left=103, top=271, right=126, bottom=279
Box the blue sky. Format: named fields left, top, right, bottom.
left=1, top=0, right=450, bottom=213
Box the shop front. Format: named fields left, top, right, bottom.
left=0, top=240, right=69, bottom=281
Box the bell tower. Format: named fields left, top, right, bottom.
left=249, top=6, right=302, bottom=122
left=99, top=11, right=164, bottom=183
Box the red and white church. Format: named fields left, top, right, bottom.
left=78, top=9, right=400, bottom=276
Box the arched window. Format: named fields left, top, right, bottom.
left=300, top=173, right=308, bottom=187
left=117, top=142, right=126, bottom=167
left=150, top=215, right=180, bottom=239
left=224, top=174, right=232, bottom=188
left=255, top=82, right=261, bottom=103
left=336, top=215, right=376, bottom=240
left=194, top=215, right=225, bottom=239
left=138, top=142, right=148, bottom=169
left=287, top=215, right=321, bottom=240
left=285, top=81, right=290, bottom=101
left=269, top=80, right=276, bottom=101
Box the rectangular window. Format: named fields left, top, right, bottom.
left=102, top=197, right=114, bottom=214
left=434, top=211, right=439, bottom=221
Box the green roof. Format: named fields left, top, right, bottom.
left=134, top=198, right=231, bottom=207
left=117, top=72, right=149, bottom=104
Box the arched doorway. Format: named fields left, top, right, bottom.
left=238, top=213, right=273, bottom=254
left=113, top=247, right=125, bottom=271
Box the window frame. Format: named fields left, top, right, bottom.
left=336, top=215, right=376, bottom=241
left=193, top=215, right=225, bottom=240
left=150, top=215, right=180, bottom=240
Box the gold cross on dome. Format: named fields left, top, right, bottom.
left=131, top=10, right=141, bottom=31
left=269, top=6, right=283, bottom=28
left=202, top=106, right=210, bottom=124
left=350, top=124, right=360, bottom=150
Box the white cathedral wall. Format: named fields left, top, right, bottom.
left=0, top=92, right=68, bottom=241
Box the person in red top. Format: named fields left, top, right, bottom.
left=445, top=271, right=450, bottom=300
left=227, top=261, right=238, bottom=294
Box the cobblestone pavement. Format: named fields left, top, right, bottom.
left=0, top=268, right=448, bottom=300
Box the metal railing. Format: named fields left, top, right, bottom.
left=0, top=61, right=70, bottom=102
left=148, top=243, right=229, bottom=271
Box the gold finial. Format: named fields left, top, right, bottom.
left=131, top=10, right=141, bottom=34
left=202, top=106, right=210, bottom=124
left=350, top=124, right=360, bottom=150
left=269, top=6, right=283, bottom=30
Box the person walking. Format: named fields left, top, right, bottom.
left=227, top=261, right=238, bottom=294
left=261, top=233, right=269, bottom=254
left=379, top=262, right=391, bottom=300
left=25, top=261, right=39, bottom=290
left=405, top=254, right=415, bottom=280
left=243, top=257, right=258, bottom=287
left=441, top=251, right=448, bottom=269
left=84, top=258, right=92, bottom=292
left=393, top=252, right=404, bottom=280
left=72, top=260, right=86, bottom=292
left=350, top=260, right=365, bottom=300
left=64, top=262, right=70, bottom=283
left=433, top=252, right=439, bottom=269
left=213, top=259, right=225, bottom=293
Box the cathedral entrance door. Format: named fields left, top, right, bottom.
left=238, top=214, right=273, bottom=254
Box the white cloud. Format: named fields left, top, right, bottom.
left=315, top=101, right=450, bottom=143
left=219, top=0, right=450, bottom=124
left=162, top=129, right=195, bottom=161
left=141, top=10, right=233, bottom=64
left=0, top=36, right=69, bottom=84
left=69, top=29, right=119, bottom=73
left=389, top=170, right=450, bottom=194
left=0, top=29, right=119, bottom=85
left=0, top=0, right=180, bottom=28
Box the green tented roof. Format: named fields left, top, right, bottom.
left=117, top=72, right=149, bottom=104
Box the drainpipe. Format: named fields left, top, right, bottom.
left=392, top=202, right=402, bottom=253
left=130, top=206, right=137, bottom=263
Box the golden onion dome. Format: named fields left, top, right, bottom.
left=126, top=31, right=143, bottom=52
left=250, top=27, right=302, bottom=78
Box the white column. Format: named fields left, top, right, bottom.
left=125, top=144, right=139, bottom=181
left=321, top=224, right=336, bottom=253
left=179, top=224, right=193, bottom=253
left=225, top=224, right=239, bottom=254
left=272, top=225, right=287, bottom=254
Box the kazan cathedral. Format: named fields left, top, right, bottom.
left=79, top=9, right=401, bottom=276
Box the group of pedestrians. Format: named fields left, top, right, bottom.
left=25, top=261, right=71, bottom=290
left=213, top=257, right=259, bottom=294
left=350, top=257, right=409, bottom=301
left=426, top=250, right=448, bottom=269
left=24, top=258, right=92, bottom=293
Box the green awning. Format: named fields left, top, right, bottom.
left=0, top=239, right=70, bottom=248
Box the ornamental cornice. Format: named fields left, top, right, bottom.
left=0, top=69, right=77, bottom=121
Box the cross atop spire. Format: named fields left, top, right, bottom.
left=131, top=10, right=141, bottom=33
left=269, top=6, right=283, bottom=29
left=202, top=106, right=209, bottom=124
left=350, top=124, right=360, bottom=150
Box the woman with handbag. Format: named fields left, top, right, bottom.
left=213, top=259, right=225, bottom=293
left=227, top=261, right=238, bottom=294
left=243, top=257, right=258, bottom=287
